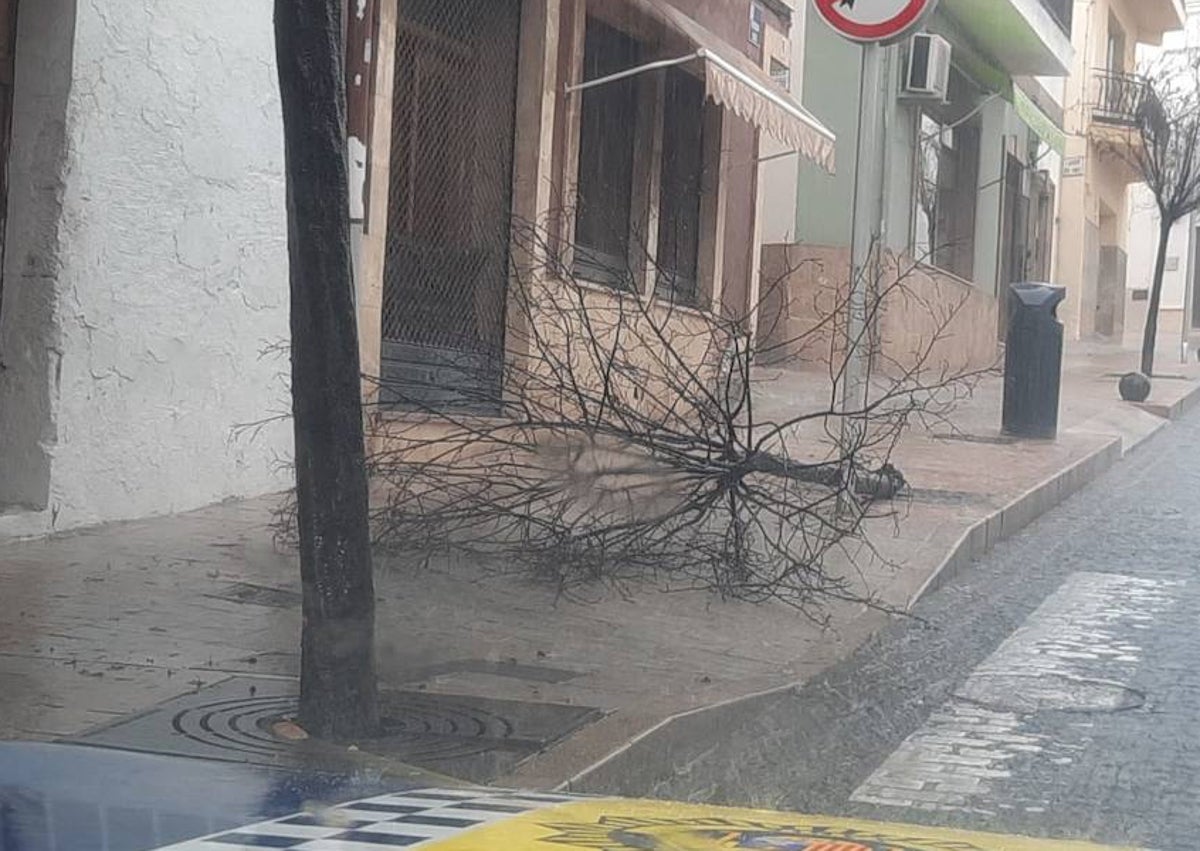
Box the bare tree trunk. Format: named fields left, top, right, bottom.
left=274, top=0, right=379, bottom=740
left=1142, top=217, right=1173, bottom=377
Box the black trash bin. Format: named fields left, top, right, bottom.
left=1002, top=282, right=1066, bottom=439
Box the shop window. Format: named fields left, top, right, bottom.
left=655, top=69, right=706, bottom=306
left=574, top=17, right=641, bottom=288
left=913, top=69, right=985, bottom=282
left=914, top=114, right=980, bottom=281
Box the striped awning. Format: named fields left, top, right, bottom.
left=566, top=0, right=837, bottom=174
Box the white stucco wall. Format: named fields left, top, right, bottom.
left=1127, top=183, right=1189, bottom=309
left=1, top=0, right=293, bottom=534
left=1120, top=2, right=1199, bottom=325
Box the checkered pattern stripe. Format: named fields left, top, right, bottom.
left=157, top=787, right=577, bottom=850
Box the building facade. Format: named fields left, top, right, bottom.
left=354, top=0, right=833, bottom=415
left=1056, top=0, right=1186, bottom=340
left=0, top=0, right=830, bottom=537
left=758, top=0, right=1074, bottom=372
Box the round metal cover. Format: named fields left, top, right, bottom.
left=957, top=673, right=1145, bottom=714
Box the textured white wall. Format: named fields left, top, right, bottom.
left=30, top=0, right=293, bottom=531
left=1127, top=183, right=1188, bottom=310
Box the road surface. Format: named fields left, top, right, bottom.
left=653, top=404, right=1200, bottom=850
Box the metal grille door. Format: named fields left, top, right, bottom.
left=380, top=0, right=521, bottom=412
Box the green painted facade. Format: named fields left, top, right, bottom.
left=794, top=15, right=861, bottom=247
left=790, top=6, right=1067, bottom=298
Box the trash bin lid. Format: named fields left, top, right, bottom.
left=1009, top=282, right=1066, bottom=310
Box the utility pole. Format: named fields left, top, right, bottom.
left=842, top=42, right=887, bottom=447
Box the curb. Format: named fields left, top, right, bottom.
left=558, top=386, right=1200, bottom=796
left=1135, top=376, right=1200, bottom=421
left=904, top=435, right=1122, bottom=607
left=558, top=432, right=1127, bottom=797
left=557, top=682, right=807, bottom=796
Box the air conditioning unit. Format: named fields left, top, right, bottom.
left=903, top=33, right=952, bottom=100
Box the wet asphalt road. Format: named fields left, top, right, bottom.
left=653, top=404, right=1200, bottom=850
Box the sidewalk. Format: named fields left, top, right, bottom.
left=1, top=335, right=1197, bottom=794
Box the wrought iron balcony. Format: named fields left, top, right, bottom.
left=1092, top=69, right=1166, bottom=136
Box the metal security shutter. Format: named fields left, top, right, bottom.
left=380, top=0, right=522, bottom=414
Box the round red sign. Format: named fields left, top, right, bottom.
left=812, top=0, right=939, bottom=44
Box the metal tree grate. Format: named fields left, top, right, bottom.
left=380, top=0, right=522, bottom=412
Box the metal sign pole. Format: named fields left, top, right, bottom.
left=840, top=41, right=886, bottom=499
left=812, top=0, right=935, bottom=506
left=1182, top=213, right=1197, bottom=364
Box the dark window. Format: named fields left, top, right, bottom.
left=769, top=58, right=791, bottom=90
left=936, top=122, right=981, bottom=280
left=999, top=152, right=1029, bottom=306
left=914, top=113, right=981, bottom=281
left=749, top=2, right=764, bottom=47
left=1039, top=0, right=1073, bottom=34
left=1107, top=14, right=1126, bottom=73
left=574, top=18, right=640, bottom=288
left=913, top=68, right=985, bottom=282
left=655, top=69, right=706, bottom=306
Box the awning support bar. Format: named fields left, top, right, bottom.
left=562, top=45, right=833, bottom=162
left=564, top=51, right=701, bottom=95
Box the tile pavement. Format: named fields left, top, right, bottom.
left=0, top=337, right=1197, bottom=791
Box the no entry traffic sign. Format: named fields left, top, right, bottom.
left=812, top=0, right=939, bottom=44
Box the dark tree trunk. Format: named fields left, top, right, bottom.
left=274, top=0, right=379, bottom=740
left=1142, top=217, right=1173, bottom=377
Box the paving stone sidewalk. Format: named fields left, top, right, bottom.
left=1, top=336, right=1196, bottom=790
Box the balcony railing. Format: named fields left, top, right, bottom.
left=1039, top=0, right=1073, bottom=34
left=1092, top=69, right=1167, bottom=137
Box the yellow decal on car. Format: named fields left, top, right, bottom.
left=424, top=797, right=1133, bottom=851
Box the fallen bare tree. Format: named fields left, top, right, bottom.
left=362, top=214, right=992, bottom=616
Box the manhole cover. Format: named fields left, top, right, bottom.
left=72, top=676, right=601, bottom=783
left=956, top=673, right=1144, bottom=713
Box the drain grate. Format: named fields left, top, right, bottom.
left=205, top=582, right=302, bottom=609
left=75, top=677, right=299, bottom=763
left=906, top=488, right=997, bottom=507
left=209, top=650, right=300, bottom=677
left=72, top=676, right=601, bottom=783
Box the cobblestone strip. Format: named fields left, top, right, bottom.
left=973, top=572, right=1181, bottom=680
left=850, top=572, right=1182, bottom=813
